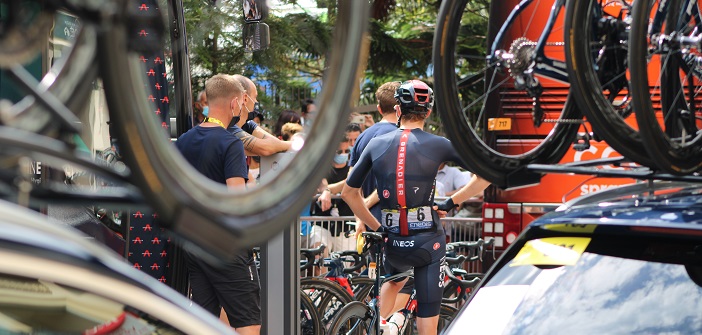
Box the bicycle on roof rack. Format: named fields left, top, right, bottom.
left=430, top=0, right=702, bottom=188
left=0, top=0, right=370, bottom=260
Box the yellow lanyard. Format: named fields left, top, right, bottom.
left=204, top=117, right=226, bottom=128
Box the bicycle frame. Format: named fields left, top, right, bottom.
left=490, top=0, right=569, bottom=82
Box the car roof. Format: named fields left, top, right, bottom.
left=531, top=181, right=702, bottom=230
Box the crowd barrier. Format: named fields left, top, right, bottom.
left=298, top=214, right=484, bottom=276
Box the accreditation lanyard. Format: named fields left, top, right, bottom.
left=396, top=129, right=411, bottom=236
left=204, top=117, right=226, bottom=128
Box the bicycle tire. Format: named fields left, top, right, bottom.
left=350, top=276, right=375, bottom=303
left=565, top=0, right=655, bottom=167
left=433, top=0, right=581, bottom=188
left=300, top=277, right=354, bottom=326
left=300, top=291, right=324, bottom=335
left=98, top=1, right=371, bottom=260
left=630, top=0, right=702, bottom=174
left=327, top=300, right=375, bottom=335
left=400, top=304, right=457, bottom=335
left=3, top=20, right=97, bottom=136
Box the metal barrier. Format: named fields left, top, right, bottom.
left=298, top=214, right=484, bottom=275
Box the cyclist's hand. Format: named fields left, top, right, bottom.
left=354, top=219, right=365, bottom=240
left=374, top=226, right=387, bottom=233
left=434, top=198, right=457, bottom=211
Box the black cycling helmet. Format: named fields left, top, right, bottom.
left=394, top=80, right=434, bottom=113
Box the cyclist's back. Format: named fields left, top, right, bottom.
left=353, top=128, right=464, bottom=220
left=343, top=80, right=486, bottom=334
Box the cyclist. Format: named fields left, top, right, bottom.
left=342, top=80, right=490, bottom=334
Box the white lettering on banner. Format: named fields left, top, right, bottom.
left=580, top=184, right=621, bottom=195
left=572, top=139, right=625, bottom=171
left=392, top=240, right=415, bottom=247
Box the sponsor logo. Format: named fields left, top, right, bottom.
left=392, top=240, right=415, bottom=247
left=433, top=242, right=440, bottom=250
left=383, top=189, right=390, bottom=198
left=413, top=186, right=419, bottom=194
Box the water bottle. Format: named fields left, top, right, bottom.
left=368, top=261, right=377, bottom=280
left=386, top=310, right=407, bottom=335
left=379, top=317, right=391, bottom=335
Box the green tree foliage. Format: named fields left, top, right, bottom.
left=181, top=0, right=490, bottom=133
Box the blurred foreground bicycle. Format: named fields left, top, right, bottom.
left=0, top=0, right=370, bottom=260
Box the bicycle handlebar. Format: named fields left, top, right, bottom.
left=336, top=250, right=364, bottom=274
left=447, top=237, right=496, bottom=262
left=300, top=244, right=326, bottom=272
left=442, top=267, right=482, bottom=304
left=445, top=254, right=466, bottom=266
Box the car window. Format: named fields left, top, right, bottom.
left=447, top=235, right=702, bottom=334
left=0, top=274, right=183, bottom=334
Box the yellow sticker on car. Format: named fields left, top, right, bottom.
left=509, top=237, right=591, bottom=267
left=542, top=223, right=597, bottom=233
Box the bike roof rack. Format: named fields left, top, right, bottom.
left=526, top=157, right=702, bottom=183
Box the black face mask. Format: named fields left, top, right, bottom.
left=247, top=102, right=260, bottom=121
left=229, top=115, right=240, bottom=128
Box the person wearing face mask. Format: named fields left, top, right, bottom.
left=187, top=90, right=208, bottom=130
left=175, top=74, right=261, bottom=335
left=229, top=75, right=291, bottom=157
left=308, top=137, right=356, bottom=256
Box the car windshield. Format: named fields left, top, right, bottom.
left=448, top=235, right=702, bottom=334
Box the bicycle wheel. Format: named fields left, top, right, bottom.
left=630, top=0, right=702, bottom=174
left=300, top=277, right=354, bottom=326
left=400, top=304, right=457, bottom=335
left=327, top=301, right=375, bottom=335
left=301, top=291, right=324, bottom=335
left=1, top=1, right=371, bottom=259
left=433, top=0, right=581, bottom=188
left=565, top=0, right=656, bottom=167
left=350, top=276, right=375, bottom=303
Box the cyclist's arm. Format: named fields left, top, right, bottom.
left=342, top=184, right=380, bottom=231
left=364, top=189, right=379, bottom=209
left=448, top=175, right=490, bottom=205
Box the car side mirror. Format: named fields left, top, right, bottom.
left=243, top=0, right=266, bottom=23
left=242, top=0, right=269, bottom=52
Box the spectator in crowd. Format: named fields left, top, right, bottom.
left=348, top=81, right=402, bottom=234
left=175, top=74, right=260, bottom=335
left=436, top=162, right=471, bottom=196
left=309, top=136, right=356, bottom=253
left=274, top=109, right=302, bottom=139
left=253, top=112, right=264, bottom=127
left=300, top=98, right=315, bottom=126
left=188, top=90, right=207, bottom=130
left=280, top=122, right=303, bottom=141
left=230, top=75, right=291, bottom=157
left=345, top=123, right=362, bottom=147
left=349, top=111, right=375, bottom=131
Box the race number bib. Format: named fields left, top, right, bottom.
left=381, top=206, right=433, bottom=233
